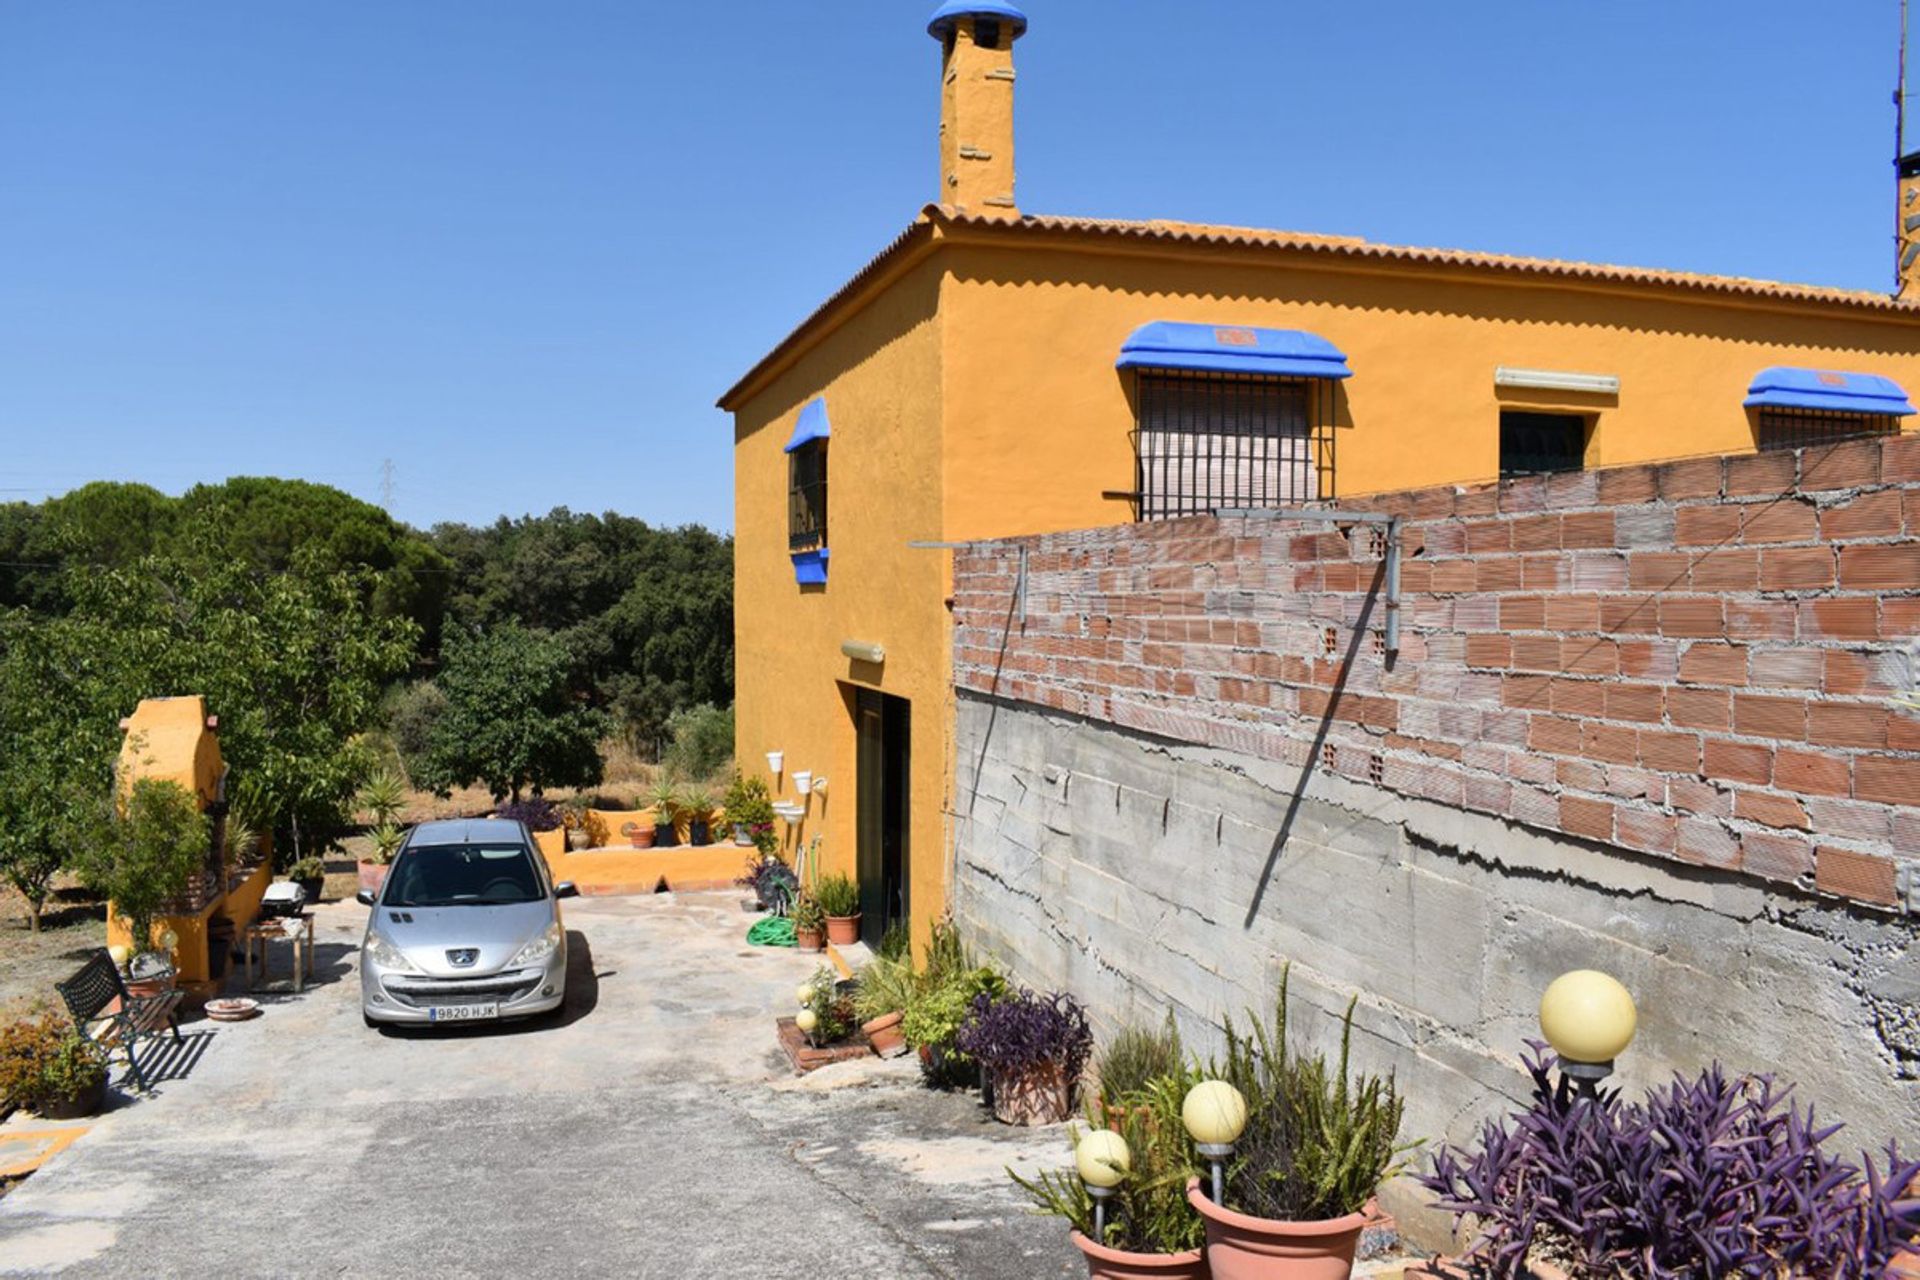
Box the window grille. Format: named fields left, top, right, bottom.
left=1499, top=411, right=1587, bottom=476
left=789, top=441, right=827, bottom=552
left=1132, top=372, right=1334, bottom=520
left=1755, top=407, right=1899, bottom=453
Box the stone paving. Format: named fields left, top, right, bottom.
left=0, top=892, right=1080, bottom=1278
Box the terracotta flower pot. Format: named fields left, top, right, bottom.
left=1069, top=1231, right=1207, bottom=1280
left=357, top=860, right=388, bottom=893
left=825, top=913, right=861, bottom=946
left=988, top=1060, right=1073, bottom=1126
left=627, top=828, right=654, bottom=849
left=1186, top=1179, right=1365, bottom=1280
left=795, top=926, right=825, bottom=952
left=862, top=1011, right=908, bottom=1058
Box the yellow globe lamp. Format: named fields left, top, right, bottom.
left=159, top=928, right=179, bottom=954
left=795, top=1007, right=818, bottom=1034
left=1181, top=1079, right=1249, bottom=1147
left=1539, top=970, right=1637, bottom=1064
left=1074, top=1130, right=1131, bottom=1189
left=796, top=982, right=815, bottom=1007
left=107, top=944, right=131, bottom=969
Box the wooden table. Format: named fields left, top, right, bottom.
left=243, top=914, right=313, bottom=993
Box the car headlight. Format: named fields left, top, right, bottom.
left=509, top=921, right=563, bottom=968
left=364, top=929, right=419, bottom=973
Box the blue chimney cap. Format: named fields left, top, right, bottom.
left=928, top=1, right=1028, bottom=40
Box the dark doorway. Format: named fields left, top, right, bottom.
left=855, top=690, right=910, bottom=948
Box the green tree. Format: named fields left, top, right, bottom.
left=72, top=778, right=209, bottom=958
left=421, top=624, right=608, bottom=802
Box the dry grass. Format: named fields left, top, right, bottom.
left=0, top=875, right=109, bottom=1012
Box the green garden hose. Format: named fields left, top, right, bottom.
left=746, top=916, right=796, bottom=948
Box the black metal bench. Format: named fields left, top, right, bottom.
left=55, top=948, right=184, bottom=1093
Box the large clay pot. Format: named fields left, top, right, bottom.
left=988, top=1060, right=1073, bottom=1126
left=1186, top=1179, right=1365, bottom=1280
left=795, top=926, right=825, bottom=953
left=357, top=860, right=388, bottom=893
left=825, top=913, right=861, bottom=946
left=862, top=1012, right=908, bottom=1058
left=627, top=827, right=655, bottom=849
left=1069, top=1230, right=1207, bottom=1280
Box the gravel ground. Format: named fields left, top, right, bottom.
left=0, top=891, right=1082, bottom=1278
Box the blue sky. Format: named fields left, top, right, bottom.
left=0, top=1, right=1903, bottom=531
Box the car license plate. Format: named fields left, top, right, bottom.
left=428, top=1002, right=498, bottom=1022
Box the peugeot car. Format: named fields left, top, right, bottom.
left=358, top=818, right=577, bottom=1027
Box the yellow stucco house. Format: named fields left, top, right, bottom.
left=721, top=3, right=1920, bottom=952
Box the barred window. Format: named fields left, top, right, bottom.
left=1499, top=410, right=1588, bottom=476
left=1134, top=372, right=1333, bottom=521
left=1755, top=407, right=1899, bottom=453
left=789, top=440, right=826, bottom=552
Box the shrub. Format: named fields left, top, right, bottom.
left=661, top=703, right=734, bottom=779
left=877, top=923, right=910, bottom=962
left=1010, top=1073, right=1204, bottom=1256
left=0, top=1007, right=107, bottom=1111
left=495, top=797, right=561, bottom=832
left=802, top=965, right=854, bottom=1044
left=1098, top=1014, right=1186, bottom=1104
left=852, top=951, right=918, bottom=1023
left=72, top=778, right=209, bottom=957
left=1421, top=1045, right=1920, bottom=1278
left=814, top=872, right=860, bottom=918
left=386, top=679, right=445, bottom=782
left=1208, top=965, right=1409, bottom=1221
left=721, top=773, right=776, bottom=854
left=903, top=965, right=1008, bottom=1054
left=285, top=855, right=326, bottom=881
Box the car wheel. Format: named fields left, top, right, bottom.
left=363, top=1010, right=380, bottom=1029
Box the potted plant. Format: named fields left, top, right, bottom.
left=797, top=965, right=855, bottom=1047
left=357, top=767, right=407, bottom=892
left=648, top=776, right=679, bottom=847
left=285, top=854, right=327, bottom=904
left=737, top=853, right=797, bottom=914
left=359, top=819, right=403, bottom=891
left=681, top=785, right=717, bottom=846
left=1185, top=968, right=1410, bottom=1280
left=901, top=932, right=1008, bottom=1091
left=1419, top=1045, right=1920, bottom=1278
left=620, top=819, right=655, bottom=850
left=852, top=950, right=916, bottom=1058
left=0, top=1007, right=110, bottom=1120
left=1011, top=1076, right=1208, bottom=1279
left=73, top=777, right=207, bottom=985
left=791, top=893, right=826, bottom=952
left=815, top=871, right=861, bottom=945
left=1096, top=1015, right=1185, bottom=1126
left=724, top=773, right=775, bottom=849
left=956, top=988, right=1093, bottom=1126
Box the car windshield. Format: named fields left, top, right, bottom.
left=384, top=843, right=544, bottom=907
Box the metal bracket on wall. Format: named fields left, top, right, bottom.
left=909, top=540, right=1028, bottom=626
left=1215, top=507, right=1403, bottom=654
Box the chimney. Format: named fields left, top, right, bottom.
left=927, top=2, right=1026, bottom=216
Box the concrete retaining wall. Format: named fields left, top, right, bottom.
left=951, top=693, right=1920, bottom=1159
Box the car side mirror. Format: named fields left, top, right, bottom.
left=356, top=889, right=377, bottom=907
left=554, top=881, right=579, bottom=900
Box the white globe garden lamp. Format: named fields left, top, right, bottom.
left=1074, top=1129, right=1131, bottom=1239
left=1181, top=1079, right=1248, bottom=1204
left=1539, top=969, right=1637, bottom=1099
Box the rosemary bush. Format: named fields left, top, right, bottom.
left=1097, top=1014, right=1186, bottom=1103
left=1210, top=966, right=1410, bottom=1221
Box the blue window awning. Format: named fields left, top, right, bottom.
left=1116, top=322, right=1352, bottom=380
left=791, top=548, right=829, bottom=585
left=1743, top=367, right=1915, bottom=416
left=784, top=398, right=831, bottom=453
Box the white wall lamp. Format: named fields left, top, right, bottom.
left=840, top=639, right=885, bottom=665
left=809, top=776, right=827, bottom=795
left=1494, top=366, right=1620, bottom=396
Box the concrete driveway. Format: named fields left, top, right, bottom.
left=0, top=892, right=1081, bottom=1278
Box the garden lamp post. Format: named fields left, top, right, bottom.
left=1538, top=969, right=1637, bottom=1100
left=1074, top=1129, right=1130, bottom=1240
left=1181, top=1079, right=1248, bottom=1204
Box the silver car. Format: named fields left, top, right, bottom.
left=358, top=818, right=577, bottom=1027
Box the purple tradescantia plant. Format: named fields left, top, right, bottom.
left=1420, top=1043, right=1920, bottom=1278
left=954, top=988, right=1093, bottom=1080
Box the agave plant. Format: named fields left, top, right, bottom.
left=357, top=767, right=406, bottom=828
left=365, top=820, right=405, bottom=866
left=1421, top=1044, right=1920, bottom=1278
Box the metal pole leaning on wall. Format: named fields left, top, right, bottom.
left=1216, top=507, right=1402, bottom=655
left=909, top=540, right=1028, bottom=627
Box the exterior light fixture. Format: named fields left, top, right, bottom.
left=159, top=928, right=179, bottom=955
left=1181, top=1079, right=1249, bottom=1203
left=794, top=771, right=813, bottom=796
left=1539, top=969, right=1637, bottom=1098
left=796, top=983, right=815, bottom=1008
left=810, top=777, right=827, bottom=794
left=1493, top=366, right=1620, bottom=396
left=840, top=639, right=885, bottom=664
left=108, top=943, right=131, bottom=970
left=795, top=1006, right=818, bottom=1047
left=1074, top=1129, right=1131, bottom=1239
left=767, top=750, right=784, bottom=776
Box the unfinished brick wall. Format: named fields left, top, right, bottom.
left=952, top=433, right=1920, bottom=911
